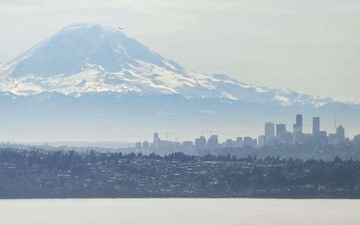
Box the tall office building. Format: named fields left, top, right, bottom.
left=313, top=117, right=320, bottom=135
left=293, top=114, right=303, bottom=144
left=276, top=124, right=287, bottom=136
left=207, top=135, right=219, bottom=151
left=243, top=137, right=254, bottom=148
left=296, top=114, right=303, bottom=133
left=265, top=122, right=275, bottom=146
left=142, top=141, right=150, bottom=150
left=225, top=139, right=234, bottom=148
left=135, top=142, right=142, bottom=150
left=195, top=136, right=206, bottom=151
left=258, top=135, right=265, bottom=147
left=336, top=125, right=345, bottom=143
left=265, top=122, right=275, bottom=137
left=235, top=137, right=244, bottom=148
left=153, top=132, right=160, bottom=150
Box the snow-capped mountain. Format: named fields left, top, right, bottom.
left=0, top=23, right=337, bottom=107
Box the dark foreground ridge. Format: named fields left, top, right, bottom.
left=1, top=147, right=360, bottom=199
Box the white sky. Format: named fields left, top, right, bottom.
left=1, top=0, right=360, bottom=102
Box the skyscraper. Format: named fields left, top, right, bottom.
left=265, top=122, right=275, bottom=146
left=235, top=137, right=244, bottom=148
left=293, top=114, right=303, bottom=144
left=336, top=125, right=345, bottom=143
left=207, top=135, right=219, bottom=151
left=276, top=123, right=286, bottom=136
left=225, top=139, right=234, bottom=148
left=296, top=114, right=303, bottom=133
left=142, top=141, right=150, bottom=150
left=153, top=132, right=160, bottom=150
left=135, top=142, right=142, bottom=150
left=313, top=117, right=320, bottom=135
left=258, top=135, right=265, bottom=147
left=195, top=136, right=206, bottom=151
left=243, top=137, right=254, bottom=148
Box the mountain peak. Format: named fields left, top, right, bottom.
left=4, top=23, right=183, bottom=78
left=58, top=23, right=126, bottom=38
left=0, top=23, right=338, bottom=107
left=61, top=23, right=115, bottom=30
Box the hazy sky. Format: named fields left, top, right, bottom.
left=1, top=0, right=359, bottom=102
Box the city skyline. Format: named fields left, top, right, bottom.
left=134, top=114, right=359, bottom=153
left=1, top=108, right=358, bottom=145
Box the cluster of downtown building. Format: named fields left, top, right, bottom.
left=135, top=114, right=360, bottom=153
left=260, top=114, right=347, bottom=147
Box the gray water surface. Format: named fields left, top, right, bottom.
left=1, top=199, right=360, bottom=225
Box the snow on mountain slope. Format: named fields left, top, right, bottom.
left=0, top=23, right=337, bottom=107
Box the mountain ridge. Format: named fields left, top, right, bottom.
left=0, top=23, right=350, bottom=107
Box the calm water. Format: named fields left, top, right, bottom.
left=1, top=199, right=360, bottom=225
